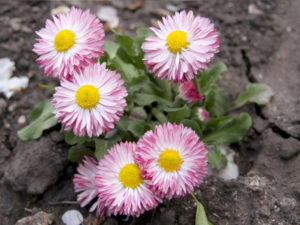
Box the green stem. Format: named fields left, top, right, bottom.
left=193, top=77, right=201, bottom=95
left=190, top=192, right=199, bottom=203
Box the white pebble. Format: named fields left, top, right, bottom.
left=61, top=210, right=83, bottom=225
left=18, top=115, right=26, bottom=124
left=97, top=6, right=119, bottom=28
left=217, top=145, right=239, bottom=180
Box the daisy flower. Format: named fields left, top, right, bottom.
left=95, top=142, right=161, bottom=217
left=52, top=63, right=127, bottom=137
left=136, top=123, right=208, bottom=199
left=197, top=108, right=210, bottom=121
left=177, top=81, right=204, bottom=102
left=142, top=10, right=219, bottom=82
left=73, top=156, right=100, bottom=212
left=33, top=7, right=105, bottom=79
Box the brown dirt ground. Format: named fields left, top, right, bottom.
left=0, top=0, right=299, bottom=224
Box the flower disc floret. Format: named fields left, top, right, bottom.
left=166, top=30, right=189, bottom=53
left=119, top=164, right=142, bottom=188
left=158, top=149, right=182, bottom=172
left=136, top=122, right=208, bottom=199
left=52, top=63, right=127, bottom=137
left=142, top=10, right=219, bottom=82
left=75, top=85, right=100, bottom=110
left=54, top=29, right=75, bottom=52
left=33, top=7, right=105, bottom=79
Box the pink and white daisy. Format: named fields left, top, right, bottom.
left=33, top=7, right=105, bottom=79
left=73, top=156, right=100, bottom=212
left=136, top=123, right=208, bottom=199
left=95, top=142, right=161, bottom=217
left=177, top=81, right=204, bottom=102
left=197, top=108, right=210, bottom=121
left=52, top=63, right=127, bottom=137
left=142, top=10, right=219, bottom=82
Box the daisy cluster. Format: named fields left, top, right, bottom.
left=32, top=7, right=219, bottom=217
left=34, top=7, right=128, bottom=137
left=74, top=123, right=207, bottom=217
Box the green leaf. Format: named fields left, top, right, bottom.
left=204, top=116, right=232, bottom=128
left=205, top=86, right=230, bottom=117
left=234, top=83, right=274, bottom=106
left=181, top=119, right=203, bottom=138
left=103, top=40, right=119, bottom=59
left=111, top=53, right=140, bottom=83
left=94, top=137, right=121, bottom=160
left=132, top=26, right=153, bottom=57
left=165, top=106, right=191, bottom=123
left=148, top=121, right=161, bottom=130
left=128, top=75, right=149, bottom=94
left=117, top=117, right=130, bottom=133
left=208, top=145, right=228, bottom=170
left=136, top=26, right=153, bottom=38
left=155, top=79, right=172, bottom=100
left=151, top=108, right=168, bottom=123
left=191, top=193, right=213, bottom=225
left=128, top=120, right=151, bottom=138
left=114, top=33, right=134, bottom=56
left=195, top=201, right=211, bottom=225
left=38, top=84, right=55, bottom=91
left=134, top=93, right=172, bottom=107
left=130, top=107, right=147, bottom=120
left=199, top=62, right=227, bottom=94
left=18, top=99, right=58, bottom=141
left=62, top=130, right=92, bottom=145
left=68, top=144, right=93, bottom=163
left=203, top=113, right=252, bottom=145
left=29, top=99, right=50, bottom=120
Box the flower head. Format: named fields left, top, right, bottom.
left=73, top=156, right=99, bottom=212
left=95, top=142, right=161, bottom=217
left=197, top=108, right=210, bottom=121
left=177, top=81, right=204, bottom=102
left=142, top=10, right=219, bottom=82
left=136, top=123, right=208, bottom=199
left=52, top=63, right=127, bottom=137
left=33, top=7, right=105, bottom=79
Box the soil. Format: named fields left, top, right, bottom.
left=0, top=0, right=299, bottom=224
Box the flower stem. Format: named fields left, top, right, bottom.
left=190, top=192, right=199, bottom=202
left=193, top=77, right=201, bottom=94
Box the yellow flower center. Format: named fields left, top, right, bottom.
left=75, top=85, right=100, bottom=110
left=166, top=30, right=189, bottom=54
left=158, top=149, right=182, bottom=172
left=119, top=163, right=143, bottom=189
left=54, top=29, right=75, bottom=52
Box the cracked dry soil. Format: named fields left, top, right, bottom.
left=0, top=0, right=299, bottom=224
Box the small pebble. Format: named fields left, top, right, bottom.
left=18, top=115, right=26, bottom=124
left=8, top=102, right=17, bottom=112
left=0, top=98, right=7, bottom=114
left=248, top=4, right=263, bottom=15
left=10, top=18, right=22, bottom=31
left=62, top=210, right=83, bottom=225
left=21, top=26, right=32, bottom=33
